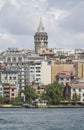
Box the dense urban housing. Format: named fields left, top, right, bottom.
left=0, top=19, right=84, bottom=105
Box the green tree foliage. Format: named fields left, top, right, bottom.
left=42, top=82, right=63, bottom=105
left=60, top=55, right=66, bottom=60
left=23, top=86, right=37, bottom=103
left=72, top=92, right=81, bottom=103
left=10, top=97, right=22, bottom=105
left=0, top=96, right=4, bottom=104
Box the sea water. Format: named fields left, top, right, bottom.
left=0, top=108, right=84, bottom=130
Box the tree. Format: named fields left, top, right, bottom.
left=0, top=96, right=4, bottom=104
left=10, top=97, right=22, bottom=105
left=23, top=86, right=37, bottom=103
left=72, top=92, right=81, bottom=103
left=42, top=82, right=63, bottom=105
left=60, top=55, right=66, bottom=60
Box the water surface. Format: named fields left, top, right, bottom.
left=0, top=108, right=84, bottom=130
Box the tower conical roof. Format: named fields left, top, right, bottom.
left=37, top=17, right=45, bottom=32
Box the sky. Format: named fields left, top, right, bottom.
left=0, top=0, right=84, bottom=51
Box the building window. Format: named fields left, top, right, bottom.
left=12, top=93, right=14, bottom=96
left=10, top=77, right=12, bottom=80
left=36, top=67, right=40, bottom=69
left=36, top=71, right=40, bottom=73
left=36, top=74, right=40, bottom=76
left=5, top=63, right=7, bottom=66
left=5, top=77, right=7, bottom=80
left=30, top=67, right=34, bottom=69
left=83, top=93, right=84, bottom=97
left=61, top=78, right=63, bottom=80
left=13, top=57, right=16, bottom=62
left=12, top=89, right=14, bottom=91
left=79, top=89, right=81, bottom=92
left=0, top=88, right=2, bottom=91
left=73, top=89, right=75, bottom=92
left=36, top=78, right=39, bottom=81
left=19, top=79, right=21, bottom=82
left=18, top=57, right=22, bottom=62
left=38, top=91, right=40, bottom=94
left=7, top=57, right=11, bottom=61
left=13, top=77, right=16, bottom=80
left=66, top=82, right=69, bottom=85
left=30, top=71, right=33, bottom=73
left=67, top=78, right=69, bottom=80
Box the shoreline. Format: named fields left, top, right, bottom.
left=0, top=104, right=84, bottom=108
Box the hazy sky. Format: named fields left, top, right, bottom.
left=0, top=0, right=84, bottom=51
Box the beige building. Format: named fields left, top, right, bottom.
left=74, top=61, right=84, bottom=79
left=51, top=63, right=74, bottom=83
left=41, top=61, right=51, bottom=85
left=3, top=83, right=18, bottom=101
left=10, top=84, right=18, bottom=99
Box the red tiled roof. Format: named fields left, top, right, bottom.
left=69, top=83, right=84, bottom=89
left=41, top=51, right=54, bottom=55
left=57, top=71, right=73, bottom=77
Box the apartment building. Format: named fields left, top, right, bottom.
left=51, top=63, right=74, bottom=83
left=27, top=61, right=41, bottom=84
left=0, top=66, right=19, bottom=95
left=70, top=83, right=84, bottom=102
left=41, top=60, right=51, bottom=85
left=4, top=48, right=25, bottom=67
left=0, top=67, right=18, bottom=84
left=3, top=83, right=18, bottom=101
left=74, top=61, right=84, bottom=79
left=64, top=83, right=84, bottom=102
left=56, top=71, right=74, bottom=86
left=25, top=55, right=45, bottom=85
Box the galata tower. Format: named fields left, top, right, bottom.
left=34, top=18, right=48, bottom=54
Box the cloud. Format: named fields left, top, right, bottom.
left=0, top=0, right=48, bottom=35
left=0, top=33, right=16, bottom=42
left=0, top=33, right=17, bottom=51
left=74, top=33, right=84, bottom=40
left=47, top=0, right=82, bottom=10
left=0, top=0, right=6, bottom=10
left=48, top=8, right=69, bottom=21
left=59, top=1, right=84, bottom=33
left=8, top=0, right=21, bottom=9
left=0, top=1, right=33, bottom=35
left=0, top=0, right=83, bottom=50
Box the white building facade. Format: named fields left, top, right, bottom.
left=0, top=70, right=18, bottom=85
left=41, top=61, right=51, bottom=85
left=70, top=84, right=84, bottom=102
